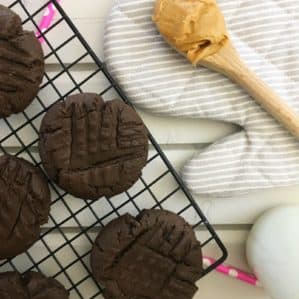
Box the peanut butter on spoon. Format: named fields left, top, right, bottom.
left=153, top=0, right=228, bottom=65
left=153, top=0, right=299, bottom=139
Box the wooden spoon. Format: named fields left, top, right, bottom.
left=153, top=0, right=299, bottom=139
left=200, top=41, right=299, bottom=139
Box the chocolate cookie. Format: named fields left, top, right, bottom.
left=0, top=155, right=51, bottom=259
left=0, top=5, right=44, bottom=118
left=91, top=209, right=203, bottom=299
left=39, top=93, right=149, bottom=200
left=0, top=271, right=69, bottom=298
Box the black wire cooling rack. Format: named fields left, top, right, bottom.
left=1, top=1, right=227, bottom=298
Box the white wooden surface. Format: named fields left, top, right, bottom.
left=5, top=0, right=294, bottom=298
left=57, top=1, right=279, bottom=297
left=11, top=0, right=299, bottom=225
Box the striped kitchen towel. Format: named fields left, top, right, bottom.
left=104, top=0, right=299, bottom=197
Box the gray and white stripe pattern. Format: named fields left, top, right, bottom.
left=104, top=0, right=299, bottom=197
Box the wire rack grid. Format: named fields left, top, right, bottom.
left=0, top=1, right=227, bottom=298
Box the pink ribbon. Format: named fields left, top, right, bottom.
left=36, top=0, right=61, bottom=43
left=203, top=256, right=261, bottom=287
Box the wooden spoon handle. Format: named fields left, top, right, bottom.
left=201, top=42, right=299, bottom=139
